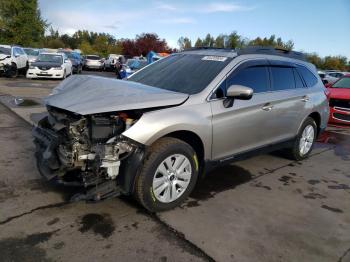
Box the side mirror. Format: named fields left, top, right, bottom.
left=325, top=83, right=332, bottom=88
left=227, top=85, right=253, bottom=100
left=223, top=85, right=253, bottom=108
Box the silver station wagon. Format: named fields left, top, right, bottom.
left=33, top=47, right=329, bottom=211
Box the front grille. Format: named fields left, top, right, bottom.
left=329, top=99, right=350, bottom=109
left=37, top=74, right=53, bottom=76
left=333, top=113, right=350, bottom=122
left=38, top=66, right=52, bottom=70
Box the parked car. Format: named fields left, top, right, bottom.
left=23, top=48, right=40, bottom=64
left=0, top=45, right=28, bottom=77
left=84, top=55, right=104, bottom=70
left=326, top=74, right=350, bottom=126
left=32, top=47, right=328, bottom=211
left=26, top=52, right=72, bottom=79
left=120, top=58, right=148, bottom=78
left=58, top=51, right=83, bottom=74
left=104, top=54, right=124, bottom=71
left=318, top=70, right=338, bottom=85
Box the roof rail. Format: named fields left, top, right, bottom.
left=237, top=46, right=307, bottom=61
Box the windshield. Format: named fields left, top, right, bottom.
left=37, top=54, right=63, bottom=63
left=87, top=55, right=100, bottom=60
left=128, top=54, right=232, bottom=94
left=24, top=48, right=39, bottom=56
left=332, top=77, right=350, bottom=88
left=0, top=47, right=11, bottom=55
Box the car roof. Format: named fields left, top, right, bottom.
left=0, top=45, right=12, bottom=48
left=181, top=46, right=307, bottom=62
left=40, top=52, right=64, bottom=56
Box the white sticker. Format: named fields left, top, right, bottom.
left=201, top=56, right=227, bottom=62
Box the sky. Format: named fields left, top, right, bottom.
left=38, top=0, right=350, bottom=58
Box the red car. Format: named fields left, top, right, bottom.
left=327, top=74, right=350, bottom=126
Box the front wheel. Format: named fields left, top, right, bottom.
left=135, top=137, right=199, bottom=212
left=285, top=117, right=317, bottom=161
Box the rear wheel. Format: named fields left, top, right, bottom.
left=135, top=137, right=199, bottom=212
left=285, top=117, right=317, bottom=161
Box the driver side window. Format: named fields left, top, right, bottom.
left=227, top=66, right=269, bottom=93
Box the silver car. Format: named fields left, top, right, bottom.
left=84, top=55, right=104, bottom=70
left=33, top=47, right=329, bottom=211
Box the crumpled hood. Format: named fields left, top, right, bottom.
left=45, top=75, right=189, bottom=115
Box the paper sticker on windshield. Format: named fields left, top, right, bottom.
left=201, top=56, right=227, bottom=62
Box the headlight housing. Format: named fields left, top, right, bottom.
left=53, top=66, right=63, bottom=70
left=29, top=66, right=36, bottom=69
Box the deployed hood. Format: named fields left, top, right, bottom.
left=45, top=75, right=189, bottom=115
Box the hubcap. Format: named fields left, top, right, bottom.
left=299, top=125, right=315, bottom=156
left=152, top=154, right=192, bottom=203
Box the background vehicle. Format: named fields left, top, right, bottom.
left=26, top=52, right=72, bottom=79
left=326, top=74, right=350, bottom=126
left=318, top=70, right=338, bottom=85
left=23, top=48, right=40, bottom=64
left=84, top=55, right=104, bottom=70
left=33, top=47, right=328, bottom=212
left=121, top=58, right=148, bottom=78
left=58, top=50, right=83, bottom=74
left=104, top=54, right=124, bottom=71
left=0, top=45, right=28, bottom=77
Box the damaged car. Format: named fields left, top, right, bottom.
left=33, top=47, right=329, bottom=211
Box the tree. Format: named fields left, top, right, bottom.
left=202, top=34, right=215, bottom=47
left=177, top=37, right=192, bottom=51
left=249, top=34, right=294, bottom=51
left=227, top=31, right=245, bottom=49
left=194, top=38, right=203, bottom=47
left=0, top=0, right=48, bottom=46
left=214, top=35, right=225, bottom=48
left=79, top=41, right=96, bottom=55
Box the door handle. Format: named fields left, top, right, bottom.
left=262, top=103, right=273, bottom=111
left=301, top=96, right=310, bottom=102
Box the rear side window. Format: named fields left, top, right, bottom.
left=227, top=66, right=269, bottom=93
left=270, top=67, right=295, bottom=91
left=296, top=66, right=318, bottom=87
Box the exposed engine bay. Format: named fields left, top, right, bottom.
left=32, top=106, right=145, bottom=201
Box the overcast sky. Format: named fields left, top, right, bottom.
left=38, top=0, right=350, bottom=58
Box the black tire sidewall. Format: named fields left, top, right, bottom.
left=293, top=117, right=317, bottom=160
left=138, top=140, right=199, bottom=212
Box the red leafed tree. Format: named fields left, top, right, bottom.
left=121, top=33, right=172, bottom=57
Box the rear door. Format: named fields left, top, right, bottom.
left=267, top=60, right=308, bottom=139
left=211, top=59, right=279, bottom=160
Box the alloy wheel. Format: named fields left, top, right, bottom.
left=299, top=124, right=315, bottom=156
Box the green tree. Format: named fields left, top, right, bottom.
left=202, top=34, right=215, bottom=47
left=79, top=40, right=96, bottom=55
left=0, top=0, right=48, bottom=46
left=177, top=36, right=192, bottom=51
left=194, top=38, right=203, bottom=47
left=214, top=34, right=226, bottom=48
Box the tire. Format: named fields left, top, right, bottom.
left=7, top=63, right=18, bottom=78
left=284, top=117, right=317, bottom=161
left=135, top=137, right=199, bottom=212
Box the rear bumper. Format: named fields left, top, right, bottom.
left=328, top=106, right=350, bottom=126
